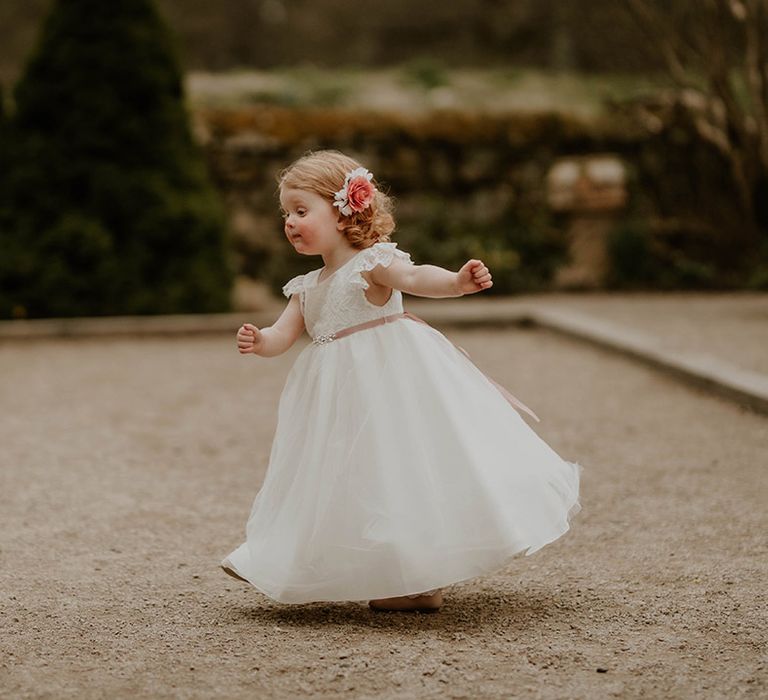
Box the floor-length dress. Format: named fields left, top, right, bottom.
left=223, top=241, right=581, bottom=603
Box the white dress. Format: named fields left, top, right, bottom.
left=223, top=241, right=581, bottom=604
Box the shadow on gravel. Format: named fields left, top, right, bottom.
left=215, top=587, right=609, bottom=633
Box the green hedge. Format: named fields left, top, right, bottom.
left=203, top=105, right=633, bottom=295
left=202, top=103, right=767, bottom=293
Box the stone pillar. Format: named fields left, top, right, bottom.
left=547, top=155, right=627, bottom=289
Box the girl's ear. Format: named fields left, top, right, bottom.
left=336, top=218, right=345, bottom=232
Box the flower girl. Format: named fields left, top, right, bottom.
left=222, top=150, right=581, bottom=612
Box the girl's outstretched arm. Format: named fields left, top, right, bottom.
left=237, top=293, right=305, bottom=357
left=369, top=259, right=493, bottom=298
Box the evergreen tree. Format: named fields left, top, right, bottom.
left=0, top=0, right=233, bottom=318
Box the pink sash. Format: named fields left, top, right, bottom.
left=315, top=311, right=541, bottom=423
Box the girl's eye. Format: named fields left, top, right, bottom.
left=280, top=207, right=306, bottom=218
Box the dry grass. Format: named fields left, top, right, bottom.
left=186, top=66, right=670, bottom=118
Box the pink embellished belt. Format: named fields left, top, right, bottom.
left=311, top=311, right=540, bottom=423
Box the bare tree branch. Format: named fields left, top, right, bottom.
left=625, top=0, right=695, bottom=87
left=743, top=0, right=768, bottom=166
left=624, top=0, right=766, bottom=240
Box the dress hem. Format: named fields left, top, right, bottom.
left=220, top=490, right=581, bottom=605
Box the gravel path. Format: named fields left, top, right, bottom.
left=1, top=328, right=765, bottom=699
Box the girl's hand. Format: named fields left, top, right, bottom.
left=237, top=323, right=264, bottom=355
left=456, top=259, right=493, bottom=295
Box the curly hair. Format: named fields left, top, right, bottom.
left=277, top=150, right=395, bottom=249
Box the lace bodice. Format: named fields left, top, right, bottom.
left=281, top=242, right=414, bottom=341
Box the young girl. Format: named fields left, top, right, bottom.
left=221, top=150, right=581, bottom=613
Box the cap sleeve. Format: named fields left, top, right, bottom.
left=282, top=273, right=306, bottom=298
left=349, top=242, right=414, bottom=290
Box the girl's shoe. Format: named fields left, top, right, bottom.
left=369, top=589, right=443, bottom=613
left=220, top=559, right=249, bottom=583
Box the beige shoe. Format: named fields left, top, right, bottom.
left=369, top=589, right=443, bottom=613
left=220, top=559, right=249, bottom=583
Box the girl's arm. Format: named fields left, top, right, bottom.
left=369, top=259, right=492, bottom=298
left=237, top=293, right=305, bottom=357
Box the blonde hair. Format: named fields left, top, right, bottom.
left=277, top=150, right=395, bottom=248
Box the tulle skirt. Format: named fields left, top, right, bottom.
left=223, top=318, right=581, bottom=604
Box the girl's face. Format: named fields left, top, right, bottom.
left=279, top=187, right=344, bottom=255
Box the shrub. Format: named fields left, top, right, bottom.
left=605, top=219, right=656, bottom=288
left=0, top=0, right=234, bottom=318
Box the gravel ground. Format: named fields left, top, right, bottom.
left=1, top=328, right=766, bottom=699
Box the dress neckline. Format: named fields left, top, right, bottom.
left=315, top=247, right=365, bottom=285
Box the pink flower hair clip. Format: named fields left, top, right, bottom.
left=333, top=167, right=376, bottom=216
